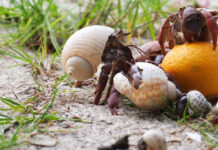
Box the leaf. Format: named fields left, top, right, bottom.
left=43, top=114, right=61, bottom=121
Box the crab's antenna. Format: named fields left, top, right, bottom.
left=127, top=44, right=150, bottom=59
left=109, top=12, right=122, bottom=30
left=132, top=17, right=165, bottom=32
left=122, top=32, right=131, bottom=36
left=150, top=11, right=173, bottom=15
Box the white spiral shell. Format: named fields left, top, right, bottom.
left=113, top=62, right=181, bottom=110
left=61, top=25, right=114, bottom=81
left=187, top=90, right=212, bottom=115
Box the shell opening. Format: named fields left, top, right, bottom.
left=167, top=81, right=181, bottom=101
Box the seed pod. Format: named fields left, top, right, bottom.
left=61, top=25, right=114, bottom=81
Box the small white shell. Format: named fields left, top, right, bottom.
left=61, top=25, right=114, bottom=81
left=113, top=62, right=179, bottom=110
left=187, top=90, right=212, bottom=115
left=142, top=130, right=167, bottom=150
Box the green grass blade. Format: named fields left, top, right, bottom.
left=0, top=50, right=27, bottom=62
left=19, top=24, right=43, bottom=46
left=140, top=0, right=156, bottom=40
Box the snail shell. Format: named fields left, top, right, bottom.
left=61, top=25, right=114, bottom=81
left=113, top=62, right=181, bottom=110
left=187, top=90, right=212, bottom=116
left=141, top=130, right=167, bottom=150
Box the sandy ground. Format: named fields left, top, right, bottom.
left=0, top=0, right=218, bottom=150
left=0, top=53, right=213, bottom=150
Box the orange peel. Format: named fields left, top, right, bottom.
left=161, top=42, right=218, bottom=97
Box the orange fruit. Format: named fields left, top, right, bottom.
left=161, top=42, right=218, bottom=97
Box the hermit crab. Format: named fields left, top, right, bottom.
left=159, top=6, right=218, bottom=97
left=113, top=62, right=182, bottom=113
left=93, top=30, right=182, bottom=115
left=177, top=90, right=212, bottom=117
left=61, top=25, right=180, bottom=114
left=158, top=6, right=218, bottom=55
left=94, top=30, right=135, bottom=107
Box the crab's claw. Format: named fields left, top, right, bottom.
left=200, top=9, right=217, bottom=50
left=127, top=64, right=143, bottom=89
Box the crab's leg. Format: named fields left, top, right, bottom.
left=94, top=63, right=112, bottom=105
left=104, top=59, right=130, bottom=101
left=158, top=16, right=175, bottom=56
left=107, top=85, right=119, bottom=115
left=158, top=19, right=169, bottom=56
left=201, top=9, right=217, bottom=50
left=103, top=62, right=116, bottom=102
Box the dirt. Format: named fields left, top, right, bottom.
left=0, top=52, right=214, bottom=150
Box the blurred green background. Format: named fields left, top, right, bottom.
left=1, top=0, right=209, bottom=52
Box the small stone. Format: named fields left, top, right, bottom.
left=142, top=130, right=167, bottom=150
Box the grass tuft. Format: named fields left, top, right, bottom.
left=0, top=74, right=87, bottom=149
